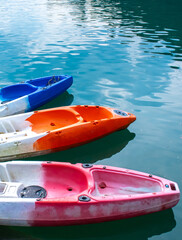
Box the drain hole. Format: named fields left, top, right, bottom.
left=67, top=187, right=73, bottom=191
left=170, top=183, right=176, bottom=191
left=99, top=182, right=106, bottom=189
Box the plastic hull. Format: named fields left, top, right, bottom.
left=0, top=105, right=136, bottom=160
left=0, top=75, right=73, bottom=117
left=0, top=161, right=180, bottom=226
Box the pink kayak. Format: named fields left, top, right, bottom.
left=0, top=161, right=180, bottom=226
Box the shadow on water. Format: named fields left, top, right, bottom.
left=26, top=129, right=135, bottom=163
left=0, top=209, right=176, bottom=240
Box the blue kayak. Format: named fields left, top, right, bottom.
left=0, top=75, right=73, bottom=117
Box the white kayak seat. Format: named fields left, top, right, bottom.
left=0, top=120, right=16, bottom=133
left=0, top=120, right=24, bottom=143
left=0, top=164, right=24, bottom=198
left=0, top=118, right=32, bottom=144
left=0, top=182, right=24, bottom=198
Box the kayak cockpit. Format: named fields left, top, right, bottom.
left=0, top=162, right=90, bottom=199
left=0, top=84, right=38, bottom=103
left=91, top=170, right=162, bottom=197
left=26, top=76, right=63, bottom=87
left=72, top=105, right=114, bottom=121
left=41, top=163, right=90, bottom=198
left=26, top=105, right=124, bottom=134
left=27, top=109, right=83, bottom=133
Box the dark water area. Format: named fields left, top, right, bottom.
left=0, top=0, right=182, bottom=239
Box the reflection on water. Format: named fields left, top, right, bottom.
left=0, top=209, right=176, bottom=240
left=0, top=0, right=181, bottom=109
left=27, top=129, right=135, bottom=163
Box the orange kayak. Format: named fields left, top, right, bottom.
left=0, top=105, right=136, bottom=160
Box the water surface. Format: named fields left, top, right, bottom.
left=0, top=0, right=182, bottom=239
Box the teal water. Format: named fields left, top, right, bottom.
left=0, top=0, right=182, bottom=239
